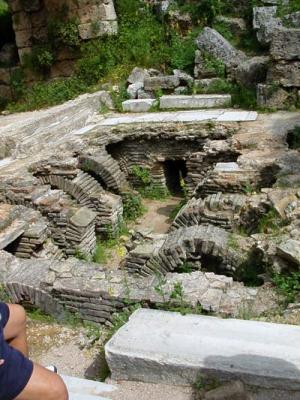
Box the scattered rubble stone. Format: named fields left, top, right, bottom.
left=253, top=6, right=283, bottom=46
left=196, top=27, right=247, bottom=68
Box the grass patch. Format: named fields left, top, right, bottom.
left=7, top=77, right=87, bottom=112
left=92, top=224, right=129, bottom=265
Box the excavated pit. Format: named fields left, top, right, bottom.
left=0, top=109, right=299, bottom=324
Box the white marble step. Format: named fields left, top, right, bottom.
left=160, top=94, right=231, bottom=109
left=98, top=110, right=258, bottom=126
left=62, top=375, right=117, bottom=399
left=122, top=99, right=156, bottom=112
left=105, top=309, right=300, bottom=392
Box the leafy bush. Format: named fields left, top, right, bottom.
left=24, top=45, right=55, bottom=73
left=272, top=272, right=300, bottom=303
left=110, top=82, right=129, bottom=112
left=202, top=52, right=226, bottom=78
left=257, top=208, right=284, bottom=234
left=122, top=192, right=145, bottom=221
left=168, top=30, right=199, bottom=73
left=48, top=18, right=80, bottom=48
left=0, top=0, right=8, bottom=15
left=130, top=165, right=169, bottom=199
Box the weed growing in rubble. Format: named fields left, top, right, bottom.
left=272, top=272, right=300, bottom=304
left=257, top=208, right=285, bottom=235
left=130, top=165, right=170, bottom=200
left=155, top=278, right=203, bottom=316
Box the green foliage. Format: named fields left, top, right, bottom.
left=194, top=78, right=233, bottom=95
left=243, top=182, right=256, bottom=194
left=177, top=261, right=194, bottom=273
left=7, top=77, right=86, bottom=112
left=24, top=46, right=55, bottom=73
left=202, top=52, right=226, bottom=78
left=74, top=249, right=90, bottom=261
left=177, top=0, right=229, bottom=25
left=130, top=165, right=170, bottom=199
left=10, top=68, right=25, bottom=99
left=277, top=0, right=300, bottom=18
left=288, top=126, right=300, bottom=149
left=231, top=85, right=257, bottom=110
left=48, top=17, right=80, bottom=48
left=272, top=272, right=300, bottom=303
left=110, top=82, right=130, bottom=112
left=106, top=304, right=142, bottom=340
left=26, top=308, right=56, bottom=324
left=170, top=282, right=184, bottom=300
left=258, top=208, right=284, bottom=234
left=228, top=233, right=240, bottom=250
left=155, top=275, right=203, bottom=315
left=213, top=20, right=264, bottom=54
left=170, top=199, right=186, bottom=220
left=0, top=284, right=10, bottom=303
left=168, top=30, right=199, bottom=73
left=131, top=165, right=152, bottom=185
left=0, top=0, right=8, bottom=15
left=92, top=224, right=129, bottom=265
left=122, top=192, right=145, bottom=221
left=194, top=374, right=220, bottom=393
left=194, top=77, right=257, bottom=109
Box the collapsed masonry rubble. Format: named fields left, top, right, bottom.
left=0, top=92, right=299, bottom=324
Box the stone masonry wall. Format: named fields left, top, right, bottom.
left=0, top=0, right=118, bottom=99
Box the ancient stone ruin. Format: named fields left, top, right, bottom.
left=0, top=89, right=299, bottom=329
left=0, top=1, right=300, bottom=397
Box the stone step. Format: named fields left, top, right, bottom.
left=159, top=94, right=232, bottom=109
left=99, top=110, right=258, bottom=126
left=122, top=99, right=156, bottom=112
left=105, top=309, right=300, bottom=394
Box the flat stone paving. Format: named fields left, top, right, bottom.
left=63, top=375, right=193, bottom=400
left=62, top=375, right=116, bottom=400
left=105, top=309, right=300, bottom=392
left=98, top=109, right=258, bottom=126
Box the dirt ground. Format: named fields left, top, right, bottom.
left=134, top=197, right=182, bottom=234
left=27, top=319, right=104, bottom=379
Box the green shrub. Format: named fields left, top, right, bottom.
left=130, top=165, right=169, bottom=199
left=0, top=0, right=8, bottom=15
left=7, top=77, right=86, bottom=112
left=122, top=192, right=145, bottom=221
left=10, top=68, right=25, bottom=99
left=202, top=52, right=226, bottom=78
left=168, top=30, right=199, bottom=73
left=257, top=208, right=284, bottom=234
left=24, top=46, right=55, bottom=73
left=272, top=272, right=300, bottom=303
left=110, top=82, right=129, bottom=112
left=48, top=17, right=80, bottom=48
